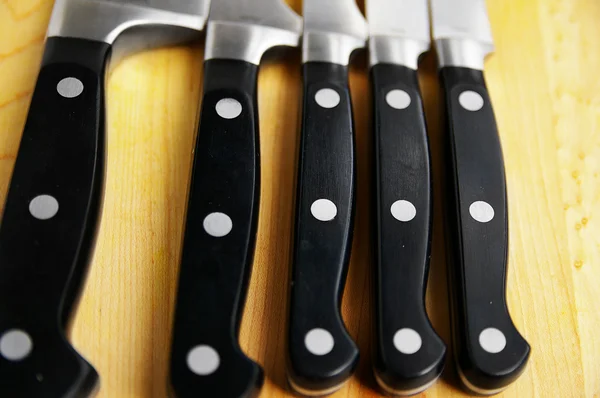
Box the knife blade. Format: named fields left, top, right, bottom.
left=0, top=0, right=209, bottom=396
left=286, top=0, right=366, bottom=396
left=169, top=1, right=301, bottom=397
left=366, top=0, right=446, bottom=395
left=430, top=0, right=530, bottom=394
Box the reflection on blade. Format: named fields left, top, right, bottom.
left=205, top=0, right=301, bottom=64
left=209, top=0, right=301, bottom=33
left=48, top=0, right=210, bottom=45
left=99, top=0, right=209, bottom=17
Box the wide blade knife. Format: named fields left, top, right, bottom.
left=430, top=0, right=530, bottom=394
left=169, top=1, right=301, bottom=397
left=0, top=1, right=209, bottom=396
left=286, top=0, right=366, bottom=396
left=367, top=0, right=446, bottom=395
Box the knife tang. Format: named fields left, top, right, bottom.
left=370, top=59, right=445, bottom=395
left=287, top=62, right=359, bottom=396
left=0, top=37, right=109, bottom=397
left=439, top=65, right=530, bottom=394
left=170, top=59, right=262, bottom=398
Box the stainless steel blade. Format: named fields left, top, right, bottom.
left=367, top=0, right=429, bottom=44
left=205, top=0, right=302, bottom=64
left=430, top=0, right=493, bottom=45
left=366, top=0, right=430, bottom=68
left=430, top=0, right=494, bottom=69
left=48, top=0, right=210, bottom=44
left=303, top=0, right=367, bottom=64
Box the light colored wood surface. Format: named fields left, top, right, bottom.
left=1, top=0, right=599, bottom=396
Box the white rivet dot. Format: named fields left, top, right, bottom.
left=0, top=330, right=33, bottom=361
left=29, top=195, right=59, bottom=220
left=203, top=212, right=233, bottom=237
left=391, top=200, right=417, bottom=222
left=57, top=77, right=84, bottom=98
left=459, top=90, right=484, bottom=111
left=314, top=88, right=340, bottom=109
left=479, top=328, right=506, bottom=354
left=187, top=345, right=220, bottom=375
left=215, top=98, right=242, bottom=119
left=469, top=201, right=495, bottom=223
left=386, top=89, right=411, bottom=109
left=305, top=328, right=334, bottom=356
left=393, top=328, right=422, bottom=354
left=310, top=199, right=337, bottom=221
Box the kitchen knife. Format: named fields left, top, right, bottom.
left=430, top=0, right=530, bottom=394
left=286, top=1, right=366, bottom=396
left=367, top=0, right=446, bottom=395
left=169, top=1, right=301, bottom=397
left=0, top=1, right=209, bottom=396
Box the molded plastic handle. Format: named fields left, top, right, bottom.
left=170, top=59, right=263, bottom=398
left=287, top=62, right=358, bottom=396
left=440, top=66, right=530, bottom=395
left=0, top=37, right=109, bottom=397
left=371, top=63, right=446, bottom=396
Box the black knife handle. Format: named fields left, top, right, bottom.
left=440, top=66, right=530, bottom=394
left=287, top=62, right=358, bottom=396
left=370, top=64, right=446, bottom=396
left=0, top=37, right=109, bottom=397
left=170, top=59, right=263, bottom=398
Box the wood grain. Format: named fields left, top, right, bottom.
left=0, top=0, right=599, bottom=396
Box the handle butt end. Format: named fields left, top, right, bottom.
left=71, top=360, right=100, bottom=398
left=169, top=345, right=264, bottom=398
left=287, top=373, right=350, bottom=397
left=374, top=369, right=441, bottom=397
left=457, top=327, right=530, bottom=396
left=286, top=332, right=358, bottom=397
left=0, top=336, right=99, bottom=397
left=373, top=330, right=446, bottom=396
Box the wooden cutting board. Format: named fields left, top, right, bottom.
left=1, top=0, right=598, bottom=396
